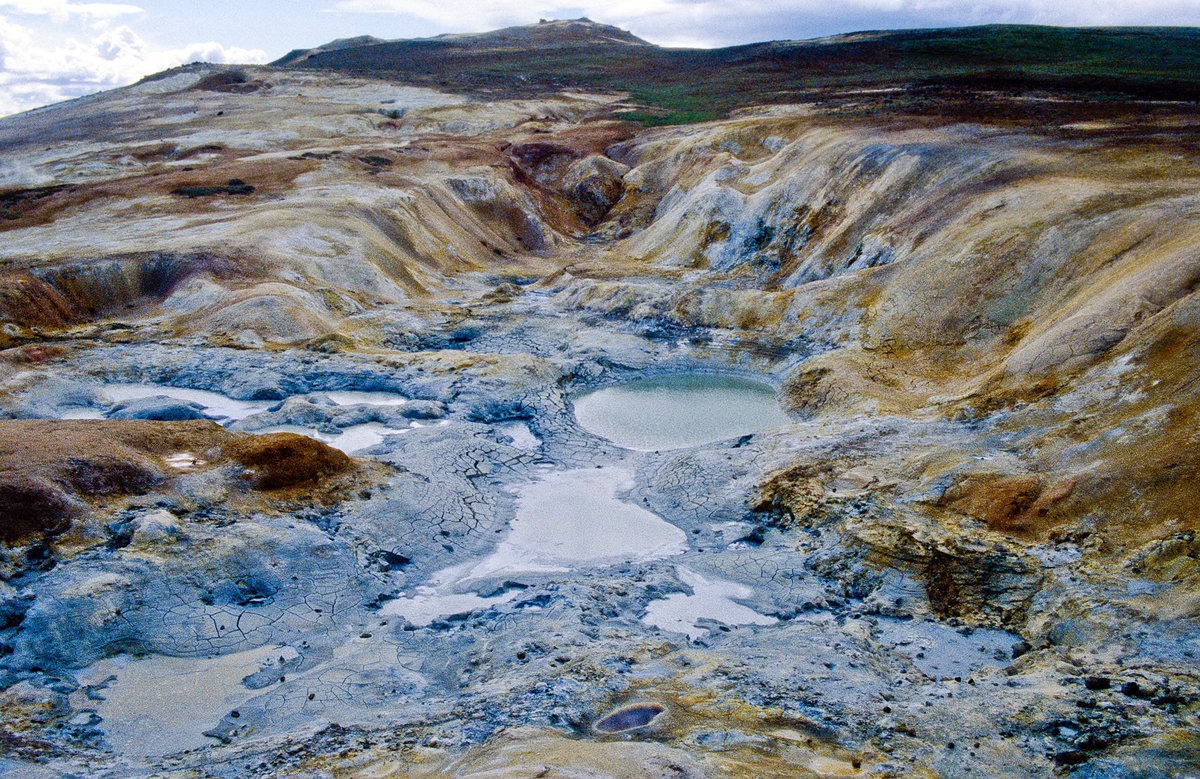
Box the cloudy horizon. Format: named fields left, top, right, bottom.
left=3, top=0, right=1200, bottom=117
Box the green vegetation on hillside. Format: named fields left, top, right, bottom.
left=284, top=25, right=1200, bottom=126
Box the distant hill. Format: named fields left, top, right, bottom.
left=274, top=35, right=386, bottom=66
left=278, top=21, right=1200, bottom=125
left=274, top=18, right=650, bottom=67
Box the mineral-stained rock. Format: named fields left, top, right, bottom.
left=848, top=513, right=1044, bottom=627
left=0, top=681, right=69, bottom=727
left=0, top=273, right=77, bottom=327
left=943, top=474, right=1045, bottom=532
left=562, top=154, right=630, bottom=224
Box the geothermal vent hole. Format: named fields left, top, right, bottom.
left=572, top=374, right=791, bottom=451
left=594, top=703, right=667, bottom=734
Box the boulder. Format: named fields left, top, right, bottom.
left=562, top=154, right=630, bottom=224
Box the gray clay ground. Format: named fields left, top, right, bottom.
left=3, top=283, right=1195, bottom=778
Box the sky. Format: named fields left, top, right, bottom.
left=3, top=0, right=1200, bottom=117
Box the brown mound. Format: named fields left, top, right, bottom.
left=0, top=419, right=232, bottom=542
left=0, top=474, right=78, bottom=542
left=0, top=419, right=232, bottom=461
left=191, top=70, right=268, bottom=93
left=0, top=416, right=370, bottom=545
left=224, top=432, right=351, bottom=489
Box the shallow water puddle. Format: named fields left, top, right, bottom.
left=573, top=374, right=791, bottom=451
left=382, top=467, right=687, bottom=625
left=164, top=452, right=205, bottom=470
left=496, top=467, right=687, bottom=568
left=74, top=645, right=294, bottom=757
left=379, top=590, right=521, bottom=628
left=324, top=390, right=410, bottom=406
left=98, top=383, right=276, bottom=422
left=78, top=383, right=418, bottom=453
left=643, top=566, right=777, bottom=641
left=252, top=422, right=407, bottom=454
left=496, top=420, right=540, bottom=450
left=60, top=408, right=106, bottom=419
left=85, top=384, right=412, bottom=423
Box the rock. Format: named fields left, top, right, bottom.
left=1053, top=750, right=1088, bottom=766
left=304, top=332, right=357, bottom=353
left=106, top=395, right=209, bottom=421
left=127, top=510, right=188, bottom=550
left=171, top=180, right=255, bottom=198
left=0, top=581, right=33, bottom=627
left=842, top=512, right=1042, bottom=626
left=235, top=396, right=335, bottom=430
left=0, top=681, right=69, bottom=726
left=0, top=273, right=77, bottom=327
left=1084, top=676, right=1111, bottom=691
left=943, top=474, right=1044, bottom=532
left=190, top=284, right=333, bottom=344
left=562, top=154, right=630, bottom=224
left=9, top=569, right=140, bottom=668
left=191, top=70, right=255, bottom=92
left=225, top=432, right=352, bottom=489
left=1121, top=680, right=1157, bottom=699
left=400, top=400, right=446, bottom=419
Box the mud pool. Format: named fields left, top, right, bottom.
left=572, top=374, right=792, bottom=451
left=382, top=465, right=688, bottom=626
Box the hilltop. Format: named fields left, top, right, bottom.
left=275, top=18, right=651, bottom=66
left=279, top=21, right=1200, bottom=125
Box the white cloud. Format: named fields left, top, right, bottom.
left=0, top=13, right=267, bottom=117
left=95, top=23, right=143, bottom=59
left=0, top=1, right=142, bottom=21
